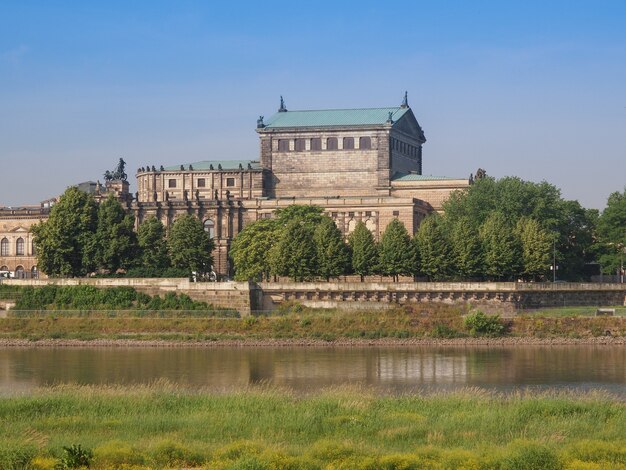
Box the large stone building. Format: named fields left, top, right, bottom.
left=1, top=96, right=469, bottom=277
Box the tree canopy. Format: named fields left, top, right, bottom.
left=378, top=219, right=414, bottom=281
left=348, top=221, right=378, bottom=281
left=168, top=215, right=214, bottom=274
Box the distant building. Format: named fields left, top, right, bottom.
left=1, top=96, right=469, bottom=278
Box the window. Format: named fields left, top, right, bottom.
left=365, top=211, right=372, bottom=217
left=31, top=266, right=39, bottom=279
left=278, top=139, right=290, bottom=152
left=203, top=219, right=215, bottom=239
left=295, top=139, right=306, bottom=151
left=348, top=212, right=355, bottom=217
left=226, top=177, right=235, bottom=187
left=197, top=178, right=206, bottom=187
left=326, top=137, right=338, bottom=150
left=343, top=137, right=354, bottom=150
left=393, top=211, right=400, bottom=217
left=16, top=238, right=24, bottom=256
left=15, top=266, right=24, bottom=278
left=168, top=179, right=177, bottom=188
left=310, top=138, right=322, bottom=151
left=0, top=238, right=8, bottom=256
left=331, top=212, right=338, bottom=218
left=359, top=137, right=371, bottom=150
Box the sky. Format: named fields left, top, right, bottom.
left=1, top=0, right=625, bottom=210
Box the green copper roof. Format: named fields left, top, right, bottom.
left=392, top=173, right=463, bottom=182
left=263, top=107, right=411, bottom=129
left=164, top=160, right=261, bottom=171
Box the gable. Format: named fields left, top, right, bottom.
left=10, top=226, right=29, bottom=233
left=392, top=109, right=426, bottom=143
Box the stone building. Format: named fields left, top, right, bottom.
left=133, top=96, right=469, bottom=275
left=1, top=96, right=469, bottom=278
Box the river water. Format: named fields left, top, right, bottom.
left=0, top=346, right=624, bottom=395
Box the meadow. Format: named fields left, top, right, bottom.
left=0, top=385, right=624, bottom=469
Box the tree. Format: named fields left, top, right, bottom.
left=94, top=195, right=138, bottom=272
left=31, top=186, right=98, bottom=277
left=270, top=219, right=317, bottom=281
left=314, top=216, right=350, bottom=281
left=516, top=217, right=552, bottom=281
left=479, top=212, right=521, bottom=281
left=378, top=219, right=414, bottom=282
left=230, top=219, right=278, bottom=281
left=167, top=215, right=214, bottom=274
left=416, top=215, right=452, bottom=280
left=137, top=216, right=170, bottom=270
left=448, top=216, right=482, bottom=280
left=274, top=205, right=324, bottom=226
left=596, top=187, right=626, bottom=275
left=348, top=221, right=378, bottom=281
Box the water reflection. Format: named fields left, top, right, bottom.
left=0, top=346, right=624, bottom=395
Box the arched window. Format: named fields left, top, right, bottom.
left=15, top=266, right=24, bottom=279
left=0, top=238, right=8, bottom=256
left=31, top=266, right=39, bottom=279
left=16, top=238, right=24, bottom=256
left=343, top=137, right=354, bottom=150
left=203, top=219, right=215, bottom=239
left=347, top=219, right=357, bottom=234
left=359, top=137, right=371, bottom=150
left=0, top=265, right=8, bottom=271
left=326, top=137, right=338, bottom=150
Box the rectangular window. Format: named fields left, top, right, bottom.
left=197, top=178, right=206, bottom=187
left=226, top=177, right=235, bottom=187
left=310, top=138, right=322, bottom=151
left=168, top=179, right=176, bottom=188
left=331, top=212, right=338, bottom=218
left=278, top=139, right=290, bottom=152
left=295, top=139, right=306, bottom=151
left=365, top=211, right=372, bottom=217
left=393, top=210, right=400, bottom=217
left=348, top=212, right=355, bottom=217
left=326, top=137, right=338, bottom=150
left=359, top=137, right=371, bottom=150
left=343, top=137, right=354, bottom=150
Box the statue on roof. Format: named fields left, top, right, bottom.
left=279, top=96, right=287, bottom=112
left=401, top=91, right=409, bottom=108
left=257, top=115, right=265, bottom=128
left=104, top=158, right=128, bottom=182
left=387, top=111, right=394, bottom=124
left=475, top=168, right=487, bottom=180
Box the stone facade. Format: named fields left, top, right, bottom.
left=0, top=98, right=470, bottom=278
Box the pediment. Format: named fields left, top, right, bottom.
left=10, top=226, right=29, bottom=233
left=393, top=109, right=426, bottom=143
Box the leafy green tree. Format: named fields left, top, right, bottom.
left=137, top=216, right=170, bottom=270
left=348, top=221, right=378, bottom=281
left=94, top=195, right=138, bottom=272
left=416, top=214, right=452, bottom=280
left=378, top=219, right=414, bottom=282
left=270, top=219, right=317, bottom=281
left=516, top=217, right=552, bottom=281
left=274, top=205, right=324, bottom=226
left=31, top=186, right=98, bottom=277
left=167, top=215, right=214, bottom=274
left=596, top=187, right=626, bottom=275
left=448, top=216, right=482, bottom=280
left=230, top=219, right=278, bottom=281
left=479, top=212, right=521, bottom=280
left=314, top=216, right=350, bottom=281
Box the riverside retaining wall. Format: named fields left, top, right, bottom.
left=2, top=279, right=625, bottom=316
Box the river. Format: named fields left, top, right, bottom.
left=0, top=345, right=624, bottom=395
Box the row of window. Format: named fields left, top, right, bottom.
left=0, top=237, right=30, bottom=257
left=168, top=178, right=236, bottom=189
left=278, top=136, right=372, bottom=152
left=391, top=138, right=420, bottom=158
left=0, top=265, right=39, bottom=278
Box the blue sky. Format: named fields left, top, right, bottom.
left=1, top=1, right=625, bottom=209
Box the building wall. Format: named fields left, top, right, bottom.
left=0, top=208, right=48, bottom=278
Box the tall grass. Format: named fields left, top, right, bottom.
left=0, top=385, right=624, bottom=469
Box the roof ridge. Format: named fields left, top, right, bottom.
left=279, top=106, right=403, bottom=113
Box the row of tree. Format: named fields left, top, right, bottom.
left=33, top=187, right=213, bottom=277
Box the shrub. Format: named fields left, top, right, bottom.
left=431, top=323, right=459, bottom=338
left=57, top=444, right=93, bottom=469
left=501, top=441, right=562, bottom=470
left=150, top=440, right=203, bottom=468
left=464, top=311, right=504, bottom=337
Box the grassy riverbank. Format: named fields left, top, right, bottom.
left=0, top=385, right=624, bottom=469
left=1, top=304, right=624, bottom=343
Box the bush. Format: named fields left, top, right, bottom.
left=501, top=441, right=562, bottom=470
left=57, top=444, right=93, bottom=469
left=464, top=311, right=504, bottom=337
left=150, top=440, right=203, bottom=468
left=431, top=323, right=459, bottom=338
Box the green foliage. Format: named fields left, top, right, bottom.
left=32, top=186, right=98, bottom=277
left=501, top=440, right=562, bottom=470
left=480, top=212, right=521, bottom=280
left=94, top=195, right=138, bottom=272
left=231, top=218, right=278, bottom=281
left=271, top=219, right=318, bottom=281
left=57, top=444, right=93, bottom=469
left=168, top=215, right=214, bottom=274
left=348, top=221, right=378, bottom=281
left=516, top=217, right=552, bottom=281
left=136, top=216, right=170, bottom=271
left=124, top=266, right=188, bottom=278
left=448, top=215, right=482, bottom=280
left=464, top=311, right=504, bottom=337
left=596, top=187, right=626, bottom=275
left=0, top=443, right=37, bottom=470
left=314, top=216, right=350, bottom=280
left=274, top=205, right=324, bottom=225
left=378, top=219, right=414, bottom=281
left=415, top=214, right=451, bottom=280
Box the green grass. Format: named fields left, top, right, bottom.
left=519, top=306, right=626, bottom=317
left=0, top=385, right=624, bottom=469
